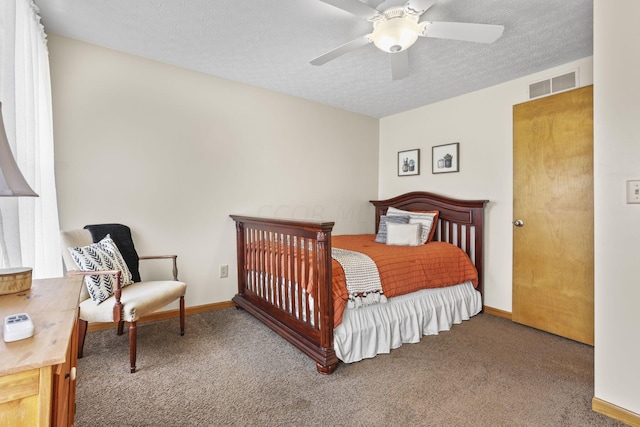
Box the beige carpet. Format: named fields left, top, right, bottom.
left=75, top=309, right=624, bottom=426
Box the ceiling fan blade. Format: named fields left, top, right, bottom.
left=390, top=50, right=409, bottom=81
left=404, top=0, right=436, bottom=16
left=319, top=0, right=382, bottom=20
left=310, top=34, right=373, bottom=65
left=420, top=22, right=505, bottom=43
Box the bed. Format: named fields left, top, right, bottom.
left=230, top=191, right=487, bottom=374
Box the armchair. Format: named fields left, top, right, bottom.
left=60, top=224, right=187, bottom=373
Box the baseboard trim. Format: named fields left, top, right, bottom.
left=593, top=397, right=640, bottom=427
left=483, top=305, right=512, bottom=320
left=87, top=300, right=235, bottom=333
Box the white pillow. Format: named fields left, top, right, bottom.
left=375, top=215, right=410, bottom=243
left=385, top=223, right=422, bottom=246
left=386, top=207, right=437, bottom=244
left=68, top=235, right=133, bottom=304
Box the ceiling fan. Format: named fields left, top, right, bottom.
left=310, top=0, right=505, bottom=80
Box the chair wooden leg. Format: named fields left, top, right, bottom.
left=129, top=321, right=137, bottom=373
left=179, top=296, right=185, bottom=336
left=117, top=320, right=125, bottom=336
left=77, top=319, right=88, bottom=359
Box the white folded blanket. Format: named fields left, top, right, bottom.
left=331, top=247, right=388, bottom=309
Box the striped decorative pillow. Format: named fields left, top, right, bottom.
left=68, top=235, right=133, bottom=304
left=386, top=207, right=439, bottom=244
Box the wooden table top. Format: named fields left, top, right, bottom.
left=0, top=276, right=82, bottom=376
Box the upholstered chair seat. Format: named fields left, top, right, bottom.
left=78, top=280, right=186, bottom=324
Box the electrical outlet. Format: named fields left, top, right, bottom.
left=626, top=180, right=640, bottom=204
left=219, top=265, right=229, bottom=278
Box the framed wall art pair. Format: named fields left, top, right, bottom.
left=397, top=143, right=460, bottom=176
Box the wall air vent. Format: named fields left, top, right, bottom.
left=529, top=79, right=551, bottom=99
left=528, top=70, right=578, bottom=100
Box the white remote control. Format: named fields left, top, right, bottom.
left=3, top=312, right=35, bottom=342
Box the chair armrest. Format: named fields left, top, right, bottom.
left=67, top=270, right=123, bottom=322
left=139, top=255, right=179, bottom=281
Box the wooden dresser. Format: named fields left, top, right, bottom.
left=0, top=276, right=82, bottom=426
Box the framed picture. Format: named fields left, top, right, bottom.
left=432, top=143, right=459, bottom=174
left=398, top=149, right=420, bottom=176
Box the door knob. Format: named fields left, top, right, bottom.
left=513, top=219, right=524, bottom=227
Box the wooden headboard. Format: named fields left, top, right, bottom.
left=371, top=191, right=488, bottom=295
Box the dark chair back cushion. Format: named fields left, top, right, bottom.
left=84, top=224, right=141, bottom=282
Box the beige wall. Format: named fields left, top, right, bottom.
left=593, top=0, right=640, bottom=416
left=379, top=57, right=594, bottom=312
left=49, top=35, right=379, bottom=308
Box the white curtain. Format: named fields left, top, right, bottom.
left=0, top=0, right=62, bottom=278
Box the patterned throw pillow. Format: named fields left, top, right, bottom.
left=375, top=215, right=410, bottom=243
left=68, top=235, right=134, bottom=304
left=386, top=207, right=439, bottom=244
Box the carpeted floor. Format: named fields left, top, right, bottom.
left=74, top=310, right=624, bottom=426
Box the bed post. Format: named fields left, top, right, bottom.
left=234, top=220, right=246, bottom=298
left=472, top=204, right=486, bottom=298
left=315, top=227, right=337, bottom=374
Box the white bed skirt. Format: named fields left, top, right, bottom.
left=333, top=281, right=482, bottom=364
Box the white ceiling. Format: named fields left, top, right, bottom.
left=33, top=0, right=593, bottom=118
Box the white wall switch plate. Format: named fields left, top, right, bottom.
left=626, top=180, right=640, bottom=204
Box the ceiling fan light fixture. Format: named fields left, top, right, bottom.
left=312, top=0, right=505, bottom=81
left=371, top=15, right=420, bottom=53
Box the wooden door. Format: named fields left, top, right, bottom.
left=512, top=85, right=594, bottom=345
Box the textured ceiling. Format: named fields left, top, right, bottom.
left=34, top=0, right=593, bottom=118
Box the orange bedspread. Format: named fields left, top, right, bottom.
left=331, top=234, right=478, bottom=327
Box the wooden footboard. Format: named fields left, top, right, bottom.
left=229, top=216, right=339, bottom=374
left=231, top=191, right=487, bottom=374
